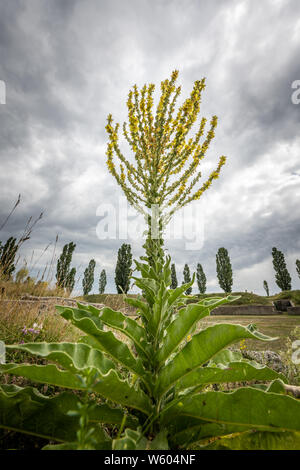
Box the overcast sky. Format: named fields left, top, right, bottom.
left=0, top=0, right=300, bottom=295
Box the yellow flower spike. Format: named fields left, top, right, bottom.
left=105, top=71, right=226, bottom=223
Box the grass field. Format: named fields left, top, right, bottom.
left=200, top=315, right=300, bottom=352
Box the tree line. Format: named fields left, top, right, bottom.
left=1, top=236, right=299, bottom=296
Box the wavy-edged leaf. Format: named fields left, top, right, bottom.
left=92, top=369, right=153, bottom=415
left=56, top=306, right=146, bottom=378
left=98, top=307, right=151, bottom=361
left=162, top=388, right=300, bottom=434
left=156, top=323, right=277, bottom=397
left=176, top=362, right=287, bottom=392
left=0, top=363, right=85, bottom=389
left=6, top=342, right=115, bottom=374
left=1, top=363, right=152, bottom=415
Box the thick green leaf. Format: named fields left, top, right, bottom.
left=168, top=419, right=246, bottom=447
left=156, top=323, right=276, bottom=397
left=98, top=307, right=151, bottom=361
left=162, top=388, right=300, bottom=434
left=132, top=277, right=157, bottom=306
left=0, top=385, right=116, bottom=442
left=125, top=297, right=151, bottom=322
left=6, top=342, right=115, bottom=374
left=92, top=369, right=153, bottom=415
left=1, top=364, right=152, bottom=415
left=208, top=349, right=245, bottom=365
left=155, top=303, right=210, bottom=365
left=56, top=306, right=146, bottom=378
left=75, top=304, right=150, bottom=360
left=0, top=363, right=85, bottom=389
left=176, top=362, right=286, bottom=391
left=167, top=277, right=195, bottom=307
left=149, top=281, right=169, bottom=339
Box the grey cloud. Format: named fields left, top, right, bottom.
left=0, top=0, right=299, bottom=295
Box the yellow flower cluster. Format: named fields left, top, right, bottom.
left=104, top=71, right=227, bottom=222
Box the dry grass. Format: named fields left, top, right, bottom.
left=0, top=298, right=80, bottom=346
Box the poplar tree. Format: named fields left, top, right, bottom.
left=263, top=280, right=270, bottom=297
left=196, top=262, right=206, bottom=294
left=66, top=267, right=76, bottom=294
left=182, top=263, right=192, bottom=295
left=216, top=247, right=233, bottom=293
left=272, top=247, right=291, bottom=291
left=296, top=259, right=300, bottom=281
left=56, top=242, right=76, bottom=291
left=99, top=269, right=107, bottom=294
left=82, top=259, right=96, bottom=296
left=115, top=244, right=132, bottom=294
left=105, top=70, right=226, bottom=266
left=170, top=263, right=178, bottom=289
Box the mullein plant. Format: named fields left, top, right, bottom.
left=0, top=73, right=300, bottom=450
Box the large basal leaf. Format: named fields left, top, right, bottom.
left=6, top=342, right=115, bottom=375
left=56, top=306, right=146, bottom=378
left=0, top=363, right=153, bottom=415
left=162, top=388, right=300, bottom=435
left=0, top=363, right=86, bottom=390
left=0, top=384, right=118, bottom=442
left=156, top=323, right=276, bottom=397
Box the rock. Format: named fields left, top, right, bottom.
left=241, top=349, right=287, bottom=374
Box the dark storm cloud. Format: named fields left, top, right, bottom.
left=0, top=0, right=299, bottom=294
